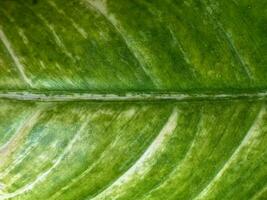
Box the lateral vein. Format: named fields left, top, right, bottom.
left=0, top=28, right=33, bottom=87
left=90, top=108, right=178, bottom=199
left=86, top=0, right=159, bottom=87
left=193, top=106, right=266, bottom=200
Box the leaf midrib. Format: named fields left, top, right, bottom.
left=0, top=90, right=267, bottom=102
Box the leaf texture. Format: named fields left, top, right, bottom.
left=0, top=101, right=267, bottom=200
left=0, top=0, right=266, bottom=92
left=0, top=0, right=267, bottom=200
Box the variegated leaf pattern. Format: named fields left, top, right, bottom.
left=0, top=0, right=267, bottom=200
left=0, top=101, right=267, bottom=200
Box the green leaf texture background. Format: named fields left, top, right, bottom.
left=0, top=0, right=267, bottom=199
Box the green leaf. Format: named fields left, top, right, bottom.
left=0, top=0, right=267, bottom=200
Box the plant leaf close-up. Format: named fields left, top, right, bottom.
left=0, top=0, right=267, bottom=200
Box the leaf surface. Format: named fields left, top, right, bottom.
left=0, top=0, right=267, bottom=200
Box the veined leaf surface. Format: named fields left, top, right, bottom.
left=0, top=0, right=267, bottom=200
